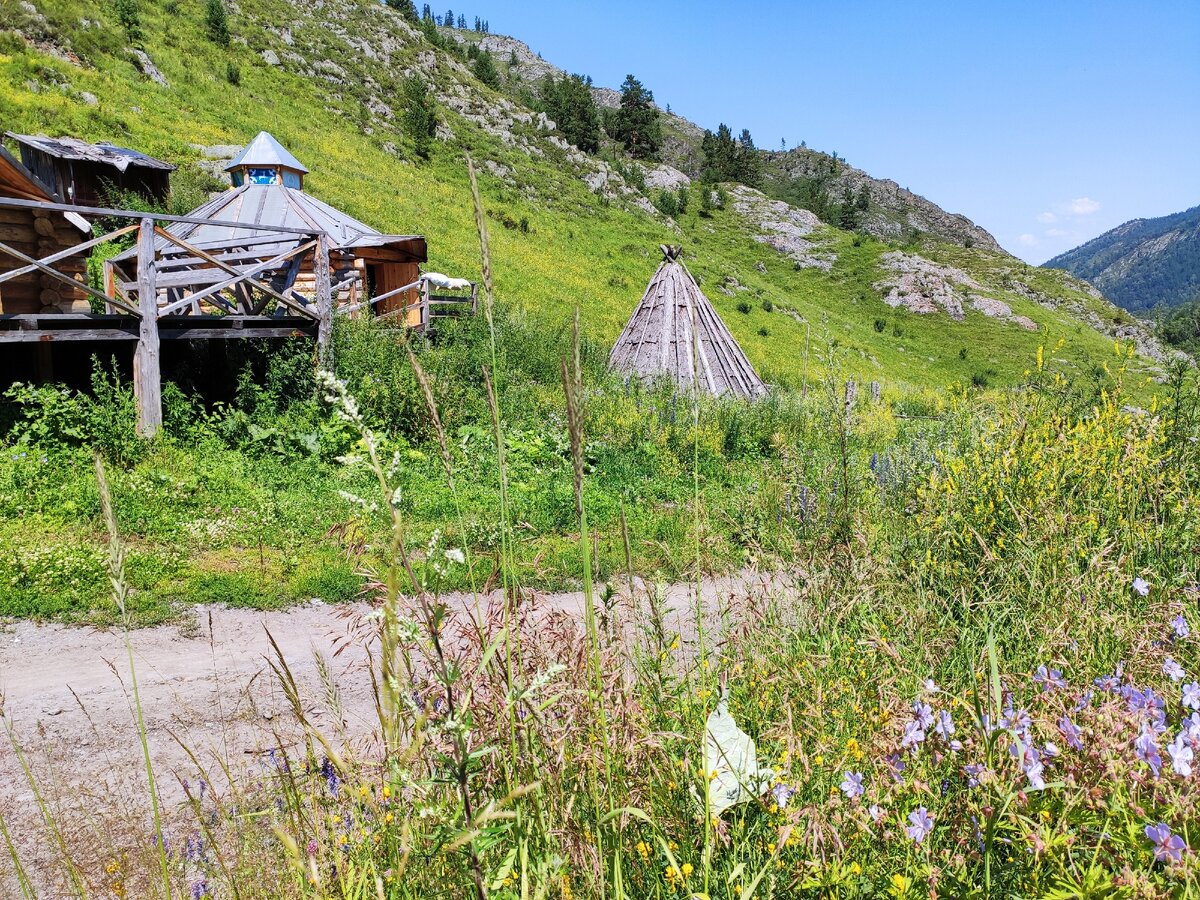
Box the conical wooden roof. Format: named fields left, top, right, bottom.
left=609, top=246, right=768, bottom=399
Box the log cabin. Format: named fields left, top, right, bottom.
left=0, top=145, right=92, bottom=315
left=5, top=132, right=175, bottom=207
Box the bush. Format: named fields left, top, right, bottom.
left=736, top=301, right=752, bottom=314
left=760, top=299, right=773, bottom=313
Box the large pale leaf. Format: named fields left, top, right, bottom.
left=704, top=694, right=775, bottom=816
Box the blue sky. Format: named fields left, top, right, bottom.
left=459, top=0, right=1199, bottom=263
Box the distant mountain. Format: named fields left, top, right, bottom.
left=1044, top=206, right=1200, bottom=312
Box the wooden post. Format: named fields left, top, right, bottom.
left=314, top=233, right=333, bottom=367
left=133, top=217, right=162, bottom=437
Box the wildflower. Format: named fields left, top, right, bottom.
left=886, top=752, right=907, bottom=783
left=320, top=757, right=341, bottom=797
left=934, top=710, right=955, bottom=742
left=891, top=873, right=909, bottom=894
left=1164, top=657, right=1187, bottom=682
left=964, top=763, right=984, bottom=787
left=635, top=840, right=650, bottom=861
left=1135, top=726, right=1163, bottom=776
left=1000, top=702, right=1032, bottom=733
left=1033, top=665, right=1067, bottom=691
left=771, top=783, right=795, bottom=810
left=905, top=807, right=934, bottom=843
left=1184, top=682, right=1200, bottom=711
left=1133, top=577, right=1150, bottom=596
left=680, top=863, right=693, bottom=878
left=1172, top=615, right=1190, bottom=639
left=190, top=879, right=210, bottom=900
left=900, top=720, right=926, bottom=751
left=1144, top=822, right=1186, bottom=863
left=840, top=771, right=864, bottom=799
left=924, top=679, right=939, bottom=693
left=1058, top=715, right=1084, bottom=751
left=868, top=804, right=885, bottom=823
left=911, top=701, right=934, bottom=729
left=1168, top=733, right=1194, bottom=777
left=1011, top=739, right=1046, bottom=790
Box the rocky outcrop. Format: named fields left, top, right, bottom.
left=875, top=252, right=1036, bottom=330
left=729, top=187, right=835, bottom=271
left=763, top=149, right=1002, bottom=252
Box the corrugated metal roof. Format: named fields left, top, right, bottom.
left=609, top=247, right=768, bottom=400
left=224, top=132, right=309, bottom=173
left=5, top=133, right=176, bottom=173
left=0, top=146, right=90, bottom=232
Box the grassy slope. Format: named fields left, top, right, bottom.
left=0, top=0, right=1161, bottom=397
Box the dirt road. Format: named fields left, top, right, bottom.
left=0, top=572, right=781, bottom=892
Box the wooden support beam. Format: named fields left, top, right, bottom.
left=0, top=239, right=141, bottom=316
left=0, top=197, right=313, bottom=235
left=315, top=233, right=333, bottom=367
left=133, top=217, right=162, bottom=438
left=0, top=223, right=138, bottom=285
left=153, top=229, right=317, bottom=318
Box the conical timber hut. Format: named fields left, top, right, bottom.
left=609, top=246, right=768, bottom=399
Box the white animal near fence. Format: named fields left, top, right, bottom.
left=420, top=272, right=473, bottom=291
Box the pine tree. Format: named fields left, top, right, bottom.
left=422, top=4, right=432, bottom=22
left=610, top=74, right=662, bottom=160
left=472, top=49, right=501, bottom=89
left=205, top=0, right=230, bottom=45
left=385, top=0, right=418, bottom=23
left=457, top=14, right=466, bottom=28
left=482, top=19, right=488, bottom=33
left=444, top=7, right=453, bottom=27
left=403, top=75, right=438, bottom=159
left=539, top=73, right=601, bottom=153
left=474, top=16, right=480, bottom=30
left=114, top=0, right=142, bottom=43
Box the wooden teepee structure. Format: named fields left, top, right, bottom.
left=609, top=246, right=768, bottom=399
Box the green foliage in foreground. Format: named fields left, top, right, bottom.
left=3, top=340, right=1199, bottom=898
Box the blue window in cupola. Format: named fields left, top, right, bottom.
left=248, top=167, right=279, bottom=185
left=282, top=169, right=302, bottom=189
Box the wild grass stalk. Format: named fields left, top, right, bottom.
left=94, top=451, right=173, bottom=899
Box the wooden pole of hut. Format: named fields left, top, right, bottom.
left=134, top=216, right=162, bottom=437
left=315, top=233, right=333, bottom=367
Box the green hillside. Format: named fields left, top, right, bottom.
left=1045, top=204, right=1200, bottom=313
left=0, top=0, right=1170, bottom=394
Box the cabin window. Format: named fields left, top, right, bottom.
left=282, top=169, right=302, bottom=189
left=247, top=167, right=278, bottom=185
left=230, top=170, right=244, bottom=187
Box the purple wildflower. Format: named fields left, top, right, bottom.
left=1133, top=577, right=1150, bottom=596
left=906, top=807, right=934, bottom=843
left=1000, top=702, right=1032, bottom=733
left=1173, top=615, right=1190, bottom=639
left=1058, top=714, right=1084, bottom=751
left=886, top=752, right=907, bottom=783
left=1183, top=682, right=1200, bottom=711
left=1034, top=665, right=1067, bottom=691
left=1011, top=738, right=1046, bottom=790
left=1167, top=733, right=1194, bottom=777
left=868, top=803, right=885, bottom=823
left=306, top=839, right=318, bottom=855
left=924, top=679, right=939, bottom=693
left=1144, top=822, right=1186, bottom=863
left=912, top=701, right=934, bottom=730
left=771, top=783, right=795, bottom=809
left=191, top=879, right=210, bottom=900
left=320, top=757, right=341, bottom=797
left=839, top=771, right=864, bottom=800
left=1136, top=726, right=1163, bottom=776
left=1164, top=657, right=1186, bottom=683
left=901, top=720, right=926, bottom=751
left=934, top=709, right=955, bottom=742
left=964, top=763, right=985, bottom=787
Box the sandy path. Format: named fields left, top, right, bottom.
left=0, top=572, right=781, bottom=894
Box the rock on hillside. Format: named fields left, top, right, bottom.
left=1044, top=205, right=1200, bottom=312
left=729, top=186, right=835, bottom=271
left=764, top=148, right=1002, bottom=252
